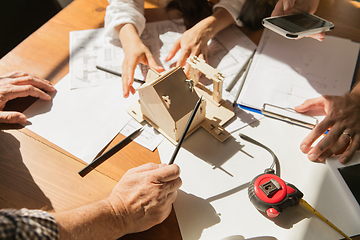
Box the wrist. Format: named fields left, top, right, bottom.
left=348, top=83, right=360, bottom=108
left=206, top=8, right=234, bottom=38
left=105, top=195, right=130, bottom=237
left=118, top=24, right=143, bottom=49
left=194, top=16, right=219, bottom=42
left=348, top=92, right=360, bottom=109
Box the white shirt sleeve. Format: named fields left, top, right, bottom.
left=213, top=0, right=246, bottom=27
left=104, top=0, right=146, bottom=39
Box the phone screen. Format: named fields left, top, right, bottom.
left=266, top=13, right=333, bottom=33
left=338, top=163, right=360, bottom=206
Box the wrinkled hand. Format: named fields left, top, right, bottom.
left=271, top=0, right=324, bottom=41
left=295, top=95, right=360, bottom=164
left=0, top=71, right=55, bottom=124
left=119, top=24, right=164, bottom=98
left=107, top=163, right=182, bottom=235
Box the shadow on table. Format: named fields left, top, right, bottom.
left=173, top=190, right=221, bottom=240
left=0, top=130, right=53, bottom=210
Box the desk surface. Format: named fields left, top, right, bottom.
left=0, top=0, right=359, bottom=239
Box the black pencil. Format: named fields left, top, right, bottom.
left=168, top=96, right=203, bottom=165
left=78, top=127, right=143, bottom=177
left=96, top=65, right=145, bottom=84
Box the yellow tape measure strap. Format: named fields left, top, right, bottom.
left=299, top=199, right=352, bottom=240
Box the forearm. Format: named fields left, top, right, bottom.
left=52, top=200, right=125, bottom=240
left=118, top=23, right=143, bottom=50
left=194, top=8, right=235, bottom=42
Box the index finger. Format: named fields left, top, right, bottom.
left=9, top=75, right=55, bottom=93
left=151, top=164, right=181, bottom=183
left=122, top=56, right=138, bottom=98
left=165, top=39, right=181, bottom=62
left=300, top=117, right=333, bottom=153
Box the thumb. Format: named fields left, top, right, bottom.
left=294, top=97, right=325, bottom=113
left=165, top=39, right=181, bottom=62
left=145, top=54, right=164, bottom=73
left=0, top=111, right=27, bottom=124
left=283, top=0, right=295, bottom=11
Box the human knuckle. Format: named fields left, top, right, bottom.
left=23, top=85, right=33, bottom=91
left=316, top=144, right=327, bottom=152
left=4, top=114, right=13, bottom=122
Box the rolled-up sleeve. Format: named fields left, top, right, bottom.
left=0, top=208, right=58, bottom=239
left=214, top=0, right=246, bottom=26
left=105, top=0, right=146, bottom=39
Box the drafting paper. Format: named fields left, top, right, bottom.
left=69, top=19, right=186, bottom=89
left=199, top=24, right=257, bottom=103
left=199, top=25, right=263, bottom=131
left=23, top=74, right=136, bottom=163
left=23, top=20, right=261, bottom=164
left=69, top=28, right=127, bottom=89
left=239, top=29, right=360, bottom=111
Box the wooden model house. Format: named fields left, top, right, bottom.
left=127, top=56, right=235, bottom=144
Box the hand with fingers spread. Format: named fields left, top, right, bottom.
left=165, top=7, right=235, bottom=75
left=0, top=71, right=56, bottom=124
left=271, top=0, right=325, bottom=41
left=119, top=24, right=164, bottom=98
left=295, top=85, right=360, bottom=164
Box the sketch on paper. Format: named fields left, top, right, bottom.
left=239, top=29, right=359, bottom=110
left=69, top=20, right=257, bottom=103
left=69, top=19, right=186, bottom=89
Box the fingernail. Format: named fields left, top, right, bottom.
left=308, top=154, right=317, bottom=161
left=340, top=156, right=348, bottom=164
left=19, top=115, right=27, bottom=123
left=44, top=95, right=52, bottom=100
left=284, top=1, right=290, bottom=11
left=300, top=144, right=308, bottom=152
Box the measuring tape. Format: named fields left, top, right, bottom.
left=248, top=170, right=303, bottom=218
left=240, top=134, right=352, bottom=239
left=247, top=170, right=352, bottom=240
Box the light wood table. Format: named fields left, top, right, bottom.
left=0, top=0, right=359, bottom=239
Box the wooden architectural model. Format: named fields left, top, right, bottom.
left=127, top=56, right=235, bottom=144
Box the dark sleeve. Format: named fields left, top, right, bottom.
left=0, top=208, right=58, bottom=240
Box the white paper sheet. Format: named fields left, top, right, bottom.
left=23, top=74, right=136, bottom=163
left=69, top=28, right=128, bottom=89
left=239, top=29, right=360, bottom=112
left=120, top=118, right=164, bottom=152
left=158, top=117, right=360, bottom=240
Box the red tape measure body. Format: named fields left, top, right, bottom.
left=248, top=173, right=303, bottom=217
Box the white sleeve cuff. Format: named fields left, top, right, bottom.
left=104, top=0, right=146, bottom=39
left=213, top=0, right=246, bottom=27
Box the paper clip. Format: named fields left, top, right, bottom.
left=261, top=103, right=318, bottom=129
